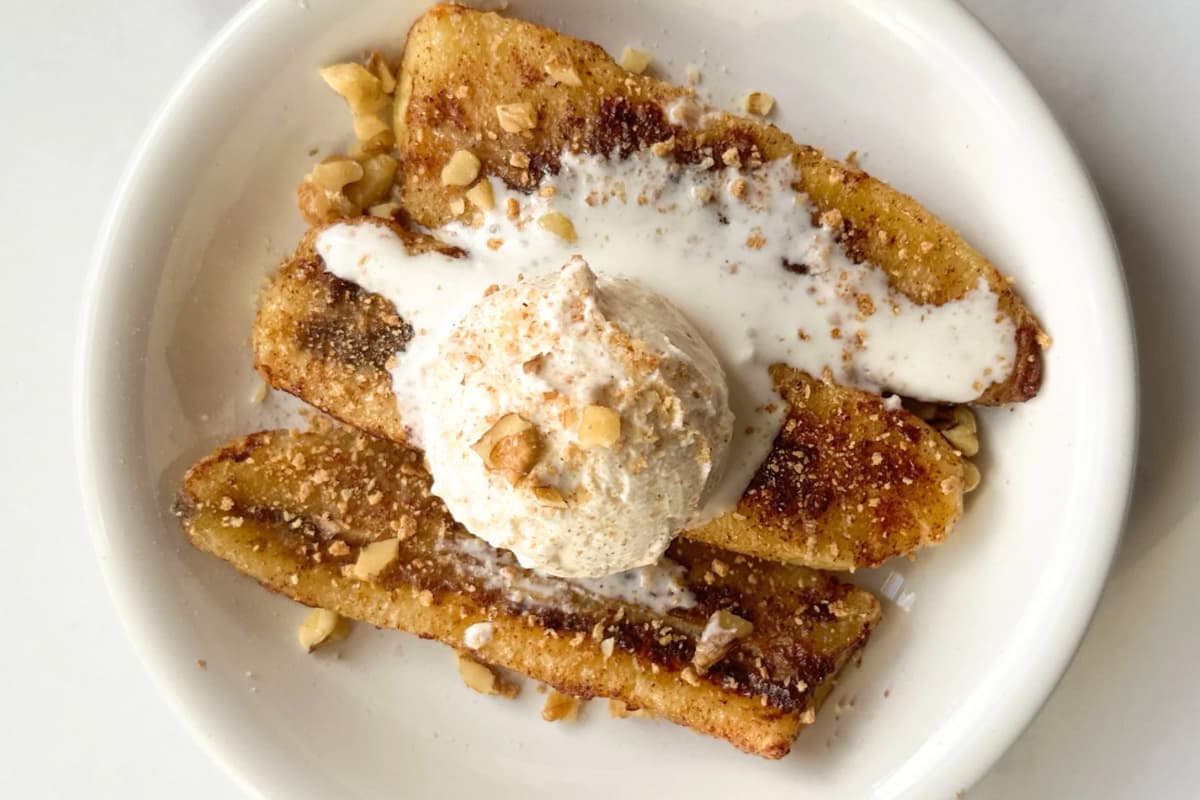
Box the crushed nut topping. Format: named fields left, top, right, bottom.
left=441, top=149, right=482, bottom=187
left=692, top=609, right=754, bottom=674
left=297, top=608, right=341, bottom=652
left=541, top=689, right=582, bottom=721
left=466, top=178, right=495, bottom=211
left=471, top=414, right=544, bottom=484
left=619, top=47, right=652, bottom=74
left=532, top=485, right=568, bottom=508
left=456, top=652, right=519, bottom=698
left=578, top=404, right=621, bottom=447
left=495, top=102, right=538, bottom=133
left=536, top=211, right=578, bottom=241
left=743, top=91, right=775, bottom=116
left=351, top=537, right=399, bottom=580
left=544, top=53, right=583, bottom=86
left=319, top=63, right=385, bottom=116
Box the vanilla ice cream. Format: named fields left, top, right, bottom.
left=419, top=257, right=734, bottom=578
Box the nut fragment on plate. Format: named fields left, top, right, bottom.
left=310, top=157, right=364, bottom=191
left=351, top=538, right=399, bottom=580
left=456, top=652, right=519, bottom=698
left=743, top=91, right=775, bottom=116
left=578, top=405, right=620, bottom=447
left=620, top=47, right=652, bottom=74
left=692, top=609, right=754, bottom=674
left=471, top=414, right=543, bottom=484
left=344, top=154, right=397, bottom=209
left=536, top=211, right=577, bottom=241
left=363, top=51, right=397, bottom=95
left=441, top=149, right=481, bottom=187
left=495, top=102, right=537, bottom=133
left=963, top=460, right=982, bottom=493
left=297, top=608, right=341, bottom=652
left=544, top=53, right=583, bottom=86
left=541, top=689, right=583, bottom=721
left=352, top=114, right=394, bottom=153
left=319, top=63, right=385, bottom=115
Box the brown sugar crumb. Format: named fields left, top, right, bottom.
left=417, top=589, right=434, bottom=607
left=1036, top=331, right=1053, bottom=350
left=721, top=147, right=742, bottom=168
left=328, top=540, right=350, bottom=556
left=856, top=294, right=876, bottom=317
left=819, top=208, right=844, bottom=231
left=506, top=197, right=520, bottom=219
left=729, top=178, right=748, bottom=199
left=486, top=237, right=504, bottom=250
left=745, top=229, right=767, bottom=250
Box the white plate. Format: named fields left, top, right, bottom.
left=75, top=0, right=1135, bottom=797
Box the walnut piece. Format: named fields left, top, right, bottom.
left=578, top=405, right=621, bottom=448
left=319, top=63, right=385, bottom=116
left=620, top=47, right=652, bottom=74
left=345, top=153, right=397, bottom=209
left=310, top=157, right=364, bottom=191
left=544, top=53, right=583, bottom=86
left=541, top=689, right=582, bottom=721
left=472, top=414, right=543, bottom=485
left=692, top=609, right=754, bottom=674
left=351, top=538, right=399, bottom=580
left=495, top=102, right=537, bottom=133
left=297, top=608, right=341, bottom=652
left=532, top=485, right=568, bottom=508
left=743, top=91, right=775, bottom=116
left=441, top=149, right=481, bottom=187
left=466, top=178, right=495, bottom=211
left=537, top=211, right=577, bottom=241
left=457, top=652, right=519, bottom=698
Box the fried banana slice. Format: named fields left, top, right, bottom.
left=393, top=3, right=1044, bottom=404
left=253, top=219, right=461, bottom=441
left=254, top=233, right=966, bottom=571
left=175, top=424, right=880, bottom=759
left=686, top=366, right=964, bottom=570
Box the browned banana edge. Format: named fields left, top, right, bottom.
left=394, top=3, right=1044, bottom=403
left=175, top=426, right=881, bottom=758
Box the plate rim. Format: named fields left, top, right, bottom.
left=73, top=0, right=1137, bottom=796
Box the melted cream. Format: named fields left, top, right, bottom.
left=317, top=150, right=1016, bottom=519
left=445, top=535, right=696, bottom=615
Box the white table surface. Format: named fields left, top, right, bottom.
left=3, top=0, right=1196, bottom=797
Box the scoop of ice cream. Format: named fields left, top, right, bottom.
left=420, top=257, right=733, bottom=578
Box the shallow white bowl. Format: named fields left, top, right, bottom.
left=76, top=0, right=1135, bottom=797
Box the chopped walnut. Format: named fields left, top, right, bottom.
left=495, top=102, right=537, bottom=133
left=297, top=608, right=341, bottom=652
left=319, top=63, right=385, bottom=115
left=509, top=151, right=531, bottom=169
left=620, top=47, right=652, bottom=74
left=456, top=652, right=519, bottom=698
left=471, top=414, right=543, bottom=484
left=441, top=149, right=481, bottom=187
left=532, top=485, right=568, bottom=508
left=578, top=405, right=621, bottom=447
left=345, top=153, right=397, bottom=208
left=311, top=157, right=363, bottom=191
left=466, top=178, right=495, bottom=211
left=544, top=53, right=583, bottom=86
left=692, top=609, right=754, bottom=674
left=743, top=91, right=775, bottom=116
left=351, top=538, right=399, bottom=580
left=536, top=211, right=577, bottom=241
left=541, top=689, right=582, bottom=721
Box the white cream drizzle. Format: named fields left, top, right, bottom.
left=317, top=150, right=1016, bottom=520
left=444, top=535, right=696, bottom=615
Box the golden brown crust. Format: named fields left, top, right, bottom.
left=252, top=218, right=968, bottom=569
left=252, top=218, right=461, bottom=441
left=394, top=3, right=1044, bottom=403
left=175, top=425, right=880, bottom=758
left=686, top=366, right=964, bottom=570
